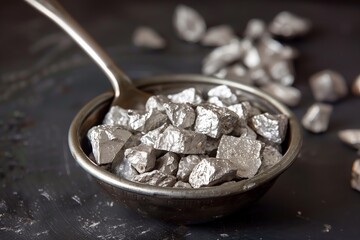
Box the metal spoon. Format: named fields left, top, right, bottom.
left=25, top=0, right=150, bottom=109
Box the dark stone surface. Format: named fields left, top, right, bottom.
left=0, top=0, right=359, bottom=239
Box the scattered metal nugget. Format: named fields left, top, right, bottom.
left=249, top=67, right=272, bottom=86
left=103, top=106, right=130, bottom=128
left=201, top=25, right=235, bottom=47
left=207, top=85, right=239, bottom=105
left=202, top=39, right=243, bottom=75
left=132, top=170, right=176, bottom=187
left=189, top=158, right=238, bottom=188
left=351, top=159, right=360, bottom=192
left=338, top=129, right=360, bottom=150
left=177, top=155, right=202, bottom=181
left=112, top=157, right=138, bottom=181
left=269, top=11, right=311, bottom=38
left=125, top=144, right=157, bottom=173
left=145, top=95, right=170, bottom=112
left=259, top=145, right=283, bottom=173
left=156, top=152, right=180, bottom=175
left=168, top=88, right=203, bottom=104
left=174, top=181, right=192, bottom=188
left=173, top=4, right=206, bottom=43
left=87, top=125, right=132, bottom=165
left=129, top=109, right=168, bottom=132
left=228, top=101, right=256, bottom=123
left=250, top=113, right=288, bottom=143
left=243, top=46, right=262, bottom=69
left=259, top=37, right=299, bottom=61
left=351, top=75, right=360, bottom=96
left=216, top=135, right=263, bottom=178
left=133, top=26, right=166, bottom=49
left=309, top=70, right=348, bottom=102
left=194, top=104, right=239, bottom=138
left=140, top=123, right=168, bottom=146
left=154, top=125, right=207, bottom=154
left=244, top=19, right=266, bottom=40
left=164, top=102, right=196, bottom=128
left=261, top=83, right=301, bottom=107
left=214, top=64, right=252, bottom=85
left=267, top=60, right=295, bottom=86
left=207, top=96, right=226, bottom=107
left=301, top=103, right=333, bottom=133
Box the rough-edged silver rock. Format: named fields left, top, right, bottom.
left=250, top=113, right=288, bottom=143
left=112, top=157, right=138, bottom=181
left=309, top=70, right=348, bottom=102
left=164, top=102, right=195, bottom=128
left=133, top=26, right=166, bottom=49
left=267, top=60, right=295, bottom=86
left=125, top=144, right=156, bottom=173
left=302, top=103, right=333, bottom=133
left=216, top=135, right=263, bottom=178
left=132, top=170, right=176, bottom=187
left=174, top=181, right=192, bottom=188
left=232, top=125, right=258, bottom=139
left=194, top=104, right=239, bottom=138
left=261, top=83, right=301, bottom=107
left=269, top=11, right=311, bottom=38
left=129, top=109, right=168, bottom=132
left=338, top=129, right=360, bottom=150
left=207, top=85, right=239, bottom=106
left=87, top=125, right=132, bottom=165
left=259, top=145, right=283, bottom=173
left=156, top=152, right=179, bottom=175
left=103, top=106, right=130, bottom=128
left=168, top=88, right=203, bottom=104
left=140, top=123, right=168, bottom=146
left=173, top=4, right=206, bottom=43
left=201, top=25, right=235, bottom=47
left=189, top=158, right=238, bottom=188
left=177, top=155, right=202, bottom=181
left=154, top=125, right=207, bottom=154
left=145, top=95, right=170, bottom=112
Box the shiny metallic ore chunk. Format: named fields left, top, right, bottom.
left=260, top=145, right=283, bottom=173
left=140, top=123, right=168, bottom=146
left=309, top=70, right=348, bottom=102
left=154, top=125, right=207, bottom=154
left=302, top=103, right=333, bottom=133
left=351, top=159, right=360, bottom=192
left=133, top=26, right=166, bottom=49
left=338, top=129, right=360, bottom=150
left=267, top=60, right=295, bottom=86
left=173, top=5, right=206, bottom=43
left=244, top=19, right=266, bottom=40
left=269, top=11, right=311, bottom=38
left=216, top=135, right=263, bottom=178
left=164, top=102, right=196, bottom=128
left=145, top=95, right=170, bottom=112
left=124, top=144, right=156, bottom=173
left=194, top=104, right=239, bottom=138
left=189, top=158, right=238, bottom=188
left=168, top=88, right=203, bottom=104
left=156, top=152, right=180, bottom=175
left=250, top=113, right=288, bottom=143
left=112, top=157, right=138, bottom=181
left=132, top=170, right=176, bottom=187
left=174, top=181, right=192, bottom=188
left=201, top=25, right=235, bottom=47
left=129, top=109, right=167, bottom=132
left=352, top=75, right=360, bottom=96
left=207, top=85, right=239, bottom=106
left=87, top=125, right=132, bottom=165
left=103, top=106, right=130, bottom=128
left=261, top=83, right=301, bottom=107
left=177, top=155, right=202, bottom=181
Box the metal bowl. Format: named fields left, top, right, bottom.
left=68, top=74, right=302, bottom=224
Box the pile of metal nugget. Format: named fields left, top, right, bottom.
left=87, top=85, right=288, bottom=188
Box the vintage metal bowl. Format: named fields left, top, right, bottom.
left=68, top=74, right=302, bottom=224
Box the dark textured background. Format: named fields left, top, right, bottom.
left=1, top=0, right=360, bottom=239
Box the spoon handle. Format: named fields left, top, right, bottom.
left=24, top=0, right=130, bottom=98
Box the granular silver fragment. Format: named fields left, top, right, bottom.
left=112, top=157, right=138, bottom=181
left=164, top=102, right=195, bottom=128
left=259, top=37, right=299, bottom=61
left=129, top=109, right=168, bottom=132
left=194, top=104, right=239, bottom=138
left=338, top=129, right=360, bottom=150
left=302, top=103, right=333, bottom=133
left=156, top=152, right=180, bottom=175
left=140, top=123, right=168, bottom=146
left=207, top=96, right=226, bottom=107
left=207, top=85, right=239, bottom=105
left=145, top=95, right=170, bottom=112
left=244, top=19, right=266, bottom=40
left=227, top=101, right=255, bottom=124
left=87, top=125, right=132, bottom=165
left=201, top=25, right=235, bottom=47
left=351, top=74, right=360, bottom=96
left=125, top=144, right=156, bottom=173
left=216, top=135, right=263, bottom=178
left=261, top=83, right=301, bottom=107
left=132, top=170, right=176, bottom=187
left=259, top=145, right=283, bottom=173
left=351, top=159, right=360, bottom=192
left=173, top=5, right=206, bottom=43
left=189, top=158, right=238, bottom=188
left=177, top=155, right=202, bottom=181
left=133, top=26, right=166, bottom=49
left=124, top=133, right=143, bottom=149
left=267, top=60, right=295, bottom=86
left=103, top=106, right=130, bottom=128
left=168, top=88, right=203, bottom=104
left=309, top=70, right=348, bottom=102
left=250, top=113, right=288, bottom=143
left=174, top=181, right=192, bottom=188
left=269, top=11, right=311, bottom=38
left=232, top=125, right=258, bottom=139
left=154, top=125, right=207, bottom=154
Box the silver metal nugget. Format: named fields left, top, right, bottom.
left=259, top=145, right=283, bottom=173
left=174, top=181, right=192, bottom=188
left=103, top=106, right=131, bottom=128
left=145, top=95, right=170, bottom=112
left=156, top=152, right=180, bottom=175
left=87, top=125, right=132, bottom=165
left=164, top=102, right=196, bottom=129
left=261, top=83, right=301, bottom=107
left=168, top=88, right=203, bottom=104
left=269, top=11, right=311, bottom=38
left=124, top=144, right=157, bottom=173
left=244, top=19, right=266, bottom=40
left=207, top=85, right=239, bottom=106
left=267, top=60, right=295, bottom=86
left=338, top=129, right=360, bottom=151
left=302, top=103, right=333, bottom=133
left=201, top=25, right=235, bottom=47
left=140, top=123, right=168, bottom=146
left=132, top=170, right=176, bottom=187
left=177, top=155, right=202, bottom=181
left=133, top=26, right=166, bottom=50
left=250, top=113, right=288, bottom=143
left=129, top=109, right=168, bottom=133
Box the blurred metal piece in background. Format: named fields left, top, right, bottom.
left=261, top=83, right=301, bottom=107
left=338, top=129, right=360, bottom=151
left=133, top=26, right=166, bottom=49
left=351, top=159, right=360, bottom=192
left=269, top=11, right=311, bottom=38
left=352, top=74, right=360, bottom=96
left=302, top=103, right=333, bottom=133
left=244, top=19, right=267, bottom=40
left=201, top=25, right=235, bottom=47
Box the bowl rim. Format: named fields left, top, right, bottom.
left=68, top=74, right=302, bottom=199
